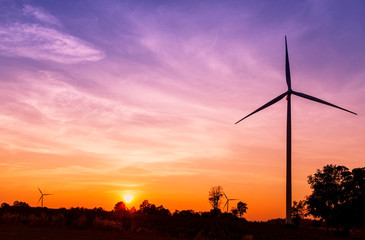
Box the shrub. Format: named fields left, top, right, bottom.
left=50, top=213, right=66, bottom=226
left=39, top=212, right=49, bottom=226
left=27, top=214, right=39, bottom=226
left=75, top=215, right=88, bottom=229
left=93, top=217, right=122, bottom=231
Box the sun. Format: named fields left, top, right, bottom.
left=123, top=194, right=134, bottom=203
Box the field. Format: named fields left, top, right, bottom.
left=0, top=224, right=177, bottom=240
left=1, top=219, right=365, bottom=240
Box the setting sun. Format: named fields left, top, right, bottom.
left=123, top=194, right=134, bottom=203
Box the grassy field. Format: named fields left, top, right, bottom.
left=0, top=224, right=178, bottom=240
left=1, top=221, right=364, bottom=240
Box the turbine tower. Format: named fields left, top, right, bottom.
left=223, top=192, right=238, bottom=213
left=37, top=187, right=53, bottom=208
left=235, top=36, right=357, bottom=224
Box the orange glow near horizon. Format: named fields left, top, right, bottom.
left=1, top=132, right=363, bottom=222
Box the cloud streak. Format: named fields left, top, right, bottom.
left=0, top=3, right=105, bottom=64
left=0, top=23, right=105, bottom=63
left=22, top=4, right=60, bottom=26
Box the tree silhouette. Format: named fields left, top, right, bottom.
left=307, top=165, right=365, bottom=233
left=307, top=165, right=349, bottom=230
left=291, top=200, right=307, bottom=227
left=156, top=205, right=171, bottom=216
left=236, top=201, right=247, bottom=217
left=129, top=206, right=137, bottom=214
left=231, top=208, right=238, bottom=216
left=13, top=201, right=29, bottom=208
left=341, top=167, right=365, bottom=229
left=138, top=200, right=170, bottom=216
left=1, top=202, right=10, bottom=209
left=350, top=167, right=365, bottom=225
left=208, top=186, right=223, bottom=210
left=139, top=200, right=156, bottom=215
left=114, top=201, right=127, bottom=214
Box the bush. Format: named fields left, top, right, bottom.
left=93, top=217, right=123, bottom=231
left=74, top=215, right=88, bottom=229
left=27, top=214, right=39, bottom=226
left=50, top=213, right=66, bottom=226
left=39, top=212, right=49, bottom=226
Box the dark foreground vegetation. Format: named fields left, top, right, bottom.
left=1, top=201, right=365, bottom=240
left=1, top=164, right=364, bottom=239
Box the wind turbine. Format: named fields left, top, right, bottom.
left=235, top=36, right=357, bottom=224
left=223, top=192, right=238, bottom=213
left=37, top=187, right=53, bottom=208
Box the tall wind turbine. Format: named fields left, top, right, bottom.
left=223, top=192, right=238, bottom=213
left=37, top=187, right=54, bottom=208
left=235, top=36, right=357, bottom=224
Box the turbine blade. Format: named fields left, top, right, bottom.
left=223, top=192, right=228, bottom=199
left=38, top=187, right=42, bottom=195
left=230, top=199, right=239, bottom=201
left=285, top=36, right=292, bottom=90
left=37, top=196, right=42, bottom=204
left=235, top=91, right=288, bottom=124
left=43, top=194, right=53, bottom=196
left=292, top=91, right=357, bottom=115
left=223, top=201, right=228, bottom=209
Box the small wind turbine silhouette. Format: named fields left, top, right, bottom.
left=37, top=187, right=53, bottom=208
left=235, top=36, right=357, bottom=224
left=223, top=192, right=238, bottom=213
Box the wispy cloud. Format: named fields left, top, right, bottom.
left=0, top=3, right=105, bottom=64
left=0, top=68, right=227, bottom=163
left=22, top=4, right=60, bottom=26
left=0, top=23, right=105, bottom=63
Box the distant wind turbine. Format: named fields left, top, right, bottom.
left=235, top=36, right=357, bottom=224
left=37, top=187, right=53, bottom=208
left=223, top=192, right=238, bottom=213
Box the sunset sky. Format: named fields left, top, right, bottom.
left=1, top=0, right=364, bottom=221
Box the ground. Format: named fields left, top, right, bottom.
left=1, top=222, right=364, bottom=240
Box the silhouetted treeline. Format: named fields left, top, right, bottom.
left=0, top=202, right=111, bottom=229
left=1, top=198, right=364, bottom=239
left=0, top=200, right=252, bottom=239
left=1, top=200, right=360, bottom=240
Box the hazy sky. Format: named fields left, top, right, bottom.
left=1, top=0, right=364, bottom=221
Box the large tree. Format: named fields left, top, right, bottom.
left=307, top=165, right=365, bottom=232
left=307, top=165, right=349, bottom=229
left=114, top=201, right=127, bottom=214
left=208, top=186, right=223, bottom=210
left=139, top=200, right=156, bottom=215
left=342, top=167, right=365, bottom=227
left=236, top=201, right=247, bottom=218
